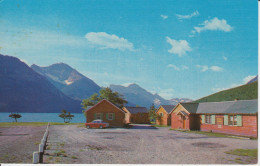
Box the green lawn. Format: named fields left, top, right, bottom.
left=0, top=122, right=84, bottom=127
left=173, top=129, right=257, bottom=139
left=225, top=149, right=257, bottom=158
left=152, top=124, right=170, bottom=127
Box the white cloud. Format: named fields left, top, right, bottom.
left=160, top=15, right=168, bottom=20
left=211, top=75, right=256, bottom=93
left=167, top=64, right=189, bottom=71
left=223, top=56, right=227, bottom=61
left=85, top=32, right=134, bottom=51
left=210, top=66, right=223, bottom=72
left=212, top=83, right=241, bottom=92
left=166, top=36, right=192, bottom=57
left=192, top=17, right=233, bottom=34
left=243, top=75, right=256, bottom=84
left=196, top=65, right=223, bottom=72
left=182, top=65, right=189, bottom=70
left=167, top=64, right=180, bottom=71
left=158, top=88, right=175, bottom=99
left=196, top=65, right=209, bottom=72
left=176, top=10, right=199, bottom=20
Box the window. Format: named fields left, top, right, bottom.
left=216, top=117, right=224, bottom=125
left=96, top=113, right=102, bottom=120
left=159, top=112, right=164, bottom=117
left=228, top=115, right=237, bottom=126
left=108, top=113, right=113, bottom=120
left=205, top=115, right=211, bottom=124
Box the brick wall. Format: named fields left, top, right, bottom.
left=130, top=113, right=150, bottom=124
left=200, top=114, right=258, bottom=137
left=171, top=113, right=190, bottom=130
left=86, top=100, right=126, bottom=127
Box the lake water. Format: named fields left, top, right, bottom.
left=0, top=112, right=86, bottom=123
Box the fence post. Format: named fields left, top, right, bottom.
left=32, top=151, right=39, bottom=164
left=39, top=143, right=44, bottom=163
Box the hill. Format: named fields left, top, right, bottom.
left=31, top=63, right=101, bottom=100
left=0, top=54, right=82, bottom=113
left=194, top=81, right=258, bottom=103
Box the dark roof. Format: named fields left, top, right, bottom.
left=196, top=99, right=258, bottom=114
left=124, top=107, right=148, bottom=114
left=180, top=103, right=199, bottom=114
left=161, top=105, right=175, bottom=113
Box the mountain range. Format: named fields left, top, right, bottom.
left=0, top=54, right=81, bottom=113
left=31, top=63, right=192, bottom=108
left=31, top=63, right=101, bottom=100
left=1, top=54, right=257, bottom=113
left=110, top=84, right=173, bottom=107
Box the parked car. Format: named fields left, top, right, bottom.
left=85, top=120, right=109, bottom=129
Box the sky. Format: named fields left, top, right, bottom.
left=0, top=0, right=258, bottom=100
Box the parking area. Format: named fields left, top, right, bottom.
left=43, top=124, right=257, bottom=164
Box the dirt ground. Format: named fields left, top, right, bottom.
left=43, top=124, right=258, bottom=164
left=0, top=126, right=46, bottom=163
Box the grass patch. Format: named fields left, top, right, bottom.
left=34, top=141, right=40, bottom=145
left=152, top=124, right=169, bottom=127
left=225, top=149, right=257, bottom=158
left=54, top=149, right=67, bottom=157
left=71, top=156, right=78, bottom=159
left=77, top=124, right=85, bottom=128
left=0, top=122, right=84, bottom=127
left=59, top=142, right=65, bottom=147
left=175, top=129, right=256, bottom=139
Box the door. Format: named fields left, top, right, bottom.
left=182, top=116, right=186, bottom=129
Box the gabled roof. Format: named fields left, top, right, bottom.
left=160, top=105, right=176, bottom=113
left=180, top=103, right=199, bottom=114
left=85, top=99, right=126, bottom=114
left=124, top=107, right=148, bottom=114
left=196, top=99, right=258, bottom=114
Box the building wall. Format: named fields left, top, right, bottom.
left=130, top=113, right=150, bottom=124
left=85, top=100, right=126, bottom=127
left=200, top=114, right=258, bottom=137
left=171, top=104, right=200, bottom=130
left=171, top=113, right=190, bottom=130
left=122, top=107, right=131, bottom=124
left=171, top=104, right=189, bottom=129
left=156, top=107, right=169, bottom=125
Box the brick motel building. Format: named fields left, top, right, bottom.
left=170, top=99, right=258, bottom=137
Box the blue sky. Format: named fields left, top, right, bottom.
left=0, top=0, right=258, bottom=100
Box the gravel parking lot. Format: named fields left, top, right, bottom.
left=0, top=126, right=46, bottom=163
left=43, top=124, right=258, bottom=164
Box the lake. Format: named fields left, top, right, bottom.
left=0, top=112, right=86, bottom=123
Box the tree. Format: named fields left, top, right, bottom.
left=81, top=87, right=128, bottom=109
left=81, top=93, right=100, bottom=110
left=9, top=113, right=22, bottom=122
left=148, top=104, right=157, bottom=122
left=157, top=114, right=163, bottom=125
left=59, top=110, right=74, bottom=123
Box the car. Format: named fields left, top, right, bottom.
left=85, top=120, right=109, bottom=129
